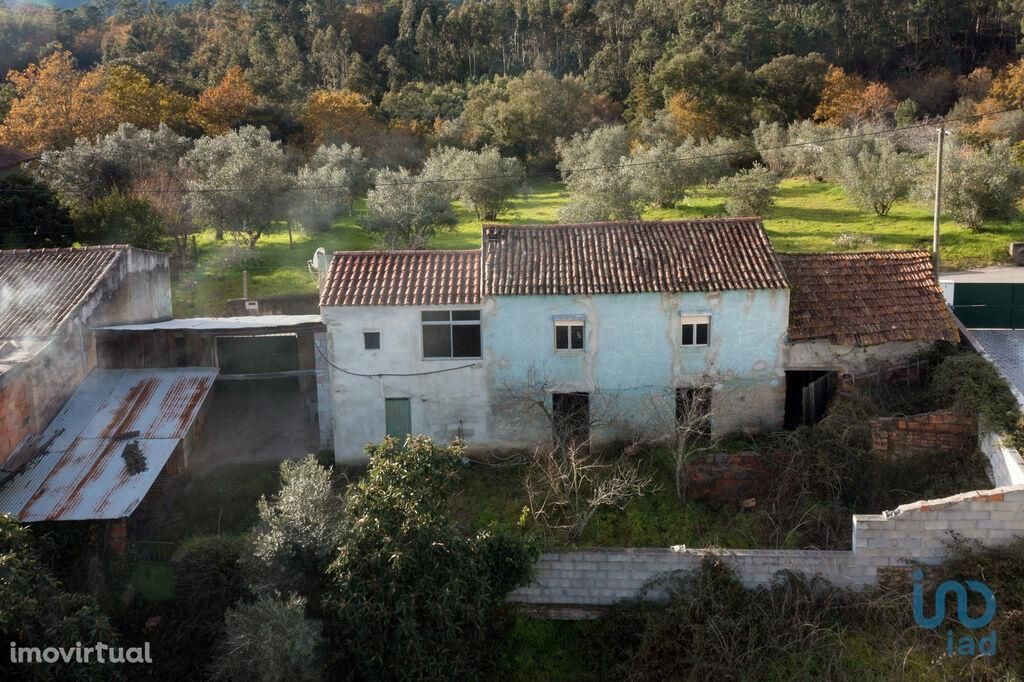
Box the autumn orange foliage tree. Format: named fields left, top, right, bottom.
left=188, top=67, right=257, bottom=135
left=304, top=88, right=379, bottom=148
left=990, top=58, right=1024, bottom=108
left=665, top=91, right=719, bottom=140
left=0, top=50, right=114, bottom=154
left=813, top=66, right=867, bottom=125
left=103, top=65, right=192, bottom=130
left=814, top=66, right=898, bottom=125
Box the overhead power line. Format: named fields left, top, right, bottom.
left=0, top=105, right=1019, bottom=196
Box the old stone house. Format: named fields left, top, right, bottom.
left=320, top=220, right=960, bottom=463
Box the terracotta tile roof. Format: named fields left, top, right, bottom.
left=0, top=145, right=34, bottom=170
left=0, top=246, right=125, bottom=338
left=321, top=250, right=481, bottom=306
left=779, top=251, right=959, bottom=346
left=481, top=219, right=788, bottom=295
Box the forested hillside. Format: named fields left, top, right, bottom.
left=3, top=0, right=1024, bottom=160
left=4, top=0, right=1024, bottom=295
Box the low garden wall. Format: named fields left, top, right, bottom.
left=510, top=434, right=1024, bottom=616
left=870, top=409, right=975, bottom=457
left=982, top=432, right=1024, bottom=487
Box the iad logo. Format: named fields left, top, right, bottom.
left=912, top=569, right=997, bottom=656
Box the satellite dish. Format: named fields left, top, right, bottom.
left=311, top=247, right=327, bottom=271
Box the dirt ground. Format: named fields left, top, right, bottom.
left=188, top=383, right=321, bottom=471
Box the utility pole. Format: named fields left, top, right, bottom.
left=932, top=120, right=946, bottom=280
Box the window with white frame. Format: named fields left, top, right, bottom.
left=681, top=314, right=710, bottom=346
left=554, top=320, right=585, bottom=351
left=421, top=310, right=481, bottom=358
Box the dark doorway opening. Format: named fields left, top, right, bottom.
left=552, top=392, right=590, bottom=446
left=784, top=370, right=837, bottom=429
left=216, top=335, right=299, bottom=392
left=676, top=386, right=712, bottom=436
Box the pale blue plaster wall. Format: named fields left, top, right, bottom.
left=484, top=288, right=789, bottom=437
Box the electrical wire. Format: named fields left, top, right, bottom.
left=313, top=340, right=479, bottom=378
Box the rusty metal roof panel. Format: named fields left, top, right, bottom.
left=0, top=367, right=218, bottom=522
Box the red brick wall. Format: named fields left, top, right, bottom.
left=0, top=377, right=33, bottom=466
left=870, top=409, right=975, bottom=457
left=685, top=452, right=772, bottom=505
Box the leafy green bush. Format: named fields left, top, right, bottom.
left=73, top=190, right=166, bottom=250
left=323, top=436, right=536, bottom=680
left=0, top=516, right=120, bottom=681
left=833, top=138, right=917, bottom=216
left=210, top=595, right=324, bottom=681
left=939, top=141, right=1024, bottom=231
left=930, top=352, right=1019, bottom=432
left=171, top=534, right=249, bottom=626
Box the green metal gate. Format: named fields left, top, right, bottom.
left=384, top=398, right=412, bottom=439
left=951, top=283, right=1024, bottom=329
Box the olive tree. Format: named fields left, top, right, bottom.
left=324, top=436, right=536, bottom=680
left=833, top=138, right=917, bottom=216
left=210, top=596, right=324, bottom=682
left=37, top=122, right=192, bottom=206
left=937, top=141, right=1024, bottom=230
left=244, top=455, right=344, bottom=600
left=629, top=140, right=705, bottom=208
left=290, top=145, right=360, bottom=232
left=422, top=146, right=525, bottom=219
left=182, top=126, right=292, bottom=247
left=557, top=125, right=643, bottom=222
left=360, top=168, right=456, bottom=248
left=717, top=163, right=779, bottom=216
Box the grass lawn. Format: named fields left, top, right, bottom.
left=172, top=177, right=1022, bottom=316
left=172, top=175, right=1024, bottom=313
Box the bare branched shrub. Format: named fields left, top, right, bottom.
left=491, top=363, right=625, bottom=446
left=635, top=379, right=717, bottom=501
left=524, top=442, right=657, bottom=543
left=134, top=170, right=196, bottom=260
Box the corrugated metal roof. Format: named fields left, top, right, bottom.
left=0, top=367, right=217, bottom=522
left=95, top=315, right=325, bottom=334
left=0, top=246, right=125, bottom=339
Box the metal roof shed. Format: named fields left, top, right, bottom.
left=0, top=367, right=217, bottom=522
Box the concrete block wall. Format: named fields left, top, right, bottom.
left=982, top=432, right=1024, bottom=487
left=870, top=409, right=975, bottom=457
left=510, top=482, right=1024, bottom=612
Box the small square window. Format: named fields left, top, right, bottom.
left=681, top=315, right=710, bottom=347
left=363, top=332, right=380, bottom=350
left=554, top=321, right=585, bottom=351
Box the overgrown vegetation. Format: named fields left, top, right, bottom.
left=570, top=550, right=1022, bottom=680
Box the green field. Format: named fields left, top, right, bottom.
left=172, top=179, right=1023, bottom=316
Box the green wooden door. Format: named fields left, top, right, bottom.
left=385, top=398, right=412, bottom=439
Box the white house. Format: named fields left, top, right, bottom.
left=320, top=219, right=796, bottom=462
